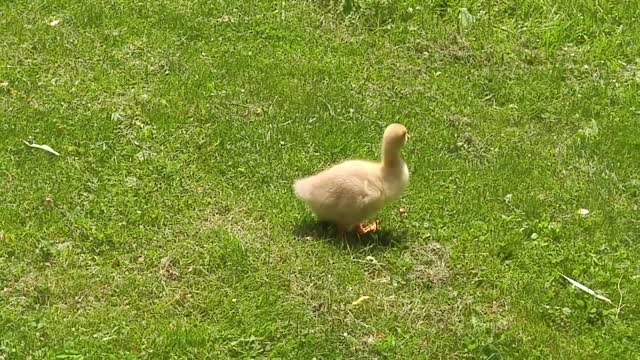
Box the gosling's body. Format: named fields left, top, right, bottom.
left=294, top=124, right=410, bottom=232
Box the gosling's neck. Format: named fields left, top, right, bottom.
left=382, top=145, right=404, bottom=169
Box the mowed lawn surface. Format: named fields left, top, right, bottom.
left=1, top=0, right=639, bottom=358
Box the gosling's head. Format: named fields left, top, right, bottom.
left=383, top=123, right=410, bottom=150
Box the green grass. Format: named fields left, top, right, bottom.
left=1, top=0, right=639, bottom=358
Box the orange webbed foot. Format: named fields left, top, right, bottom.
left=355, top=220, right=381, bottom=235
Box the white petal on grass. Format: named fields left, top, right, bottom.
left=561, top=274, right=612, bottom=304
left=351, top=295, right=370, bottom=306
left=23, top=141, right=60, bottom=156
left=49, top=19, right=61, bottom=26
left=578, top=208, right=590, bottom=216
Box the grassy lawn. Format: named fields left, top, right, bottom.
left=1, top=0, right=639, bottom=358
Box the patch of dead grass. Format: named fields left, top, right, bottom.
left=415, top=32, right=474, bottom=64
left=403, top=241, right=451, bottom=287
left=200, top=205, right=264, bottom=245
